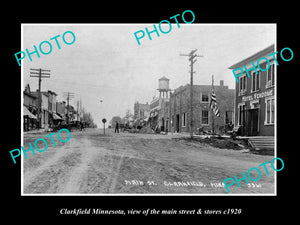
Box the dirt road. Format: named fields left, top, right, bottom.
left=23, top=128, right=275, bottom=194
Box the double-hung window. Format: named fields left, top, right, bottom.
left=252, top=70, right=260, bottom=92
left=239, top=75, right=246, bottom=95
left=266, top=63, right=275, bottom=88
left=265, top=97, right=275, bottom=125
left=201, top=110, right=209, bottom=125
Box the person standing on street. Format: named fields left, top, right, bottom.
left=115, top=121, right=119, bottom=133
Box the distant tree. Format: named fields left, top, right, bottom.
left=110, top=116, right=122, bottom=128
left=81, top=108, right=96, bottom=128
left=122, top=109, right=133, bottom=124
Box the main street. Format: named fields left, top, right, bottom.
left=23, top=128, right=275, bottom=194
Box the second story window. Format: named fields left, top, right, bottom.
left=267, top=63, right=275, bottom=88
left=239, top=75, right=246, bottom=95
left=252, top=70, right=260, bottom=92
left=201, top=93, right=209, bottom=102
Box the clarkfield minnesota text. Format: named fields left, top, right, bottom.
left=59, top=208, right=243, bottom=216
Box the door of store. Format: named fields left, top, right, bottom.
left=176, top=114, right=180, bottom=132
left=247, top=108, right=259, bottom=136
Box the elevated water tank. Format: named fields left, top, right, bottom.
left=158, top=76, right=170, bottom=91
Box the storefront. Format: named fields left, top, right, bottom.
left=230, top=44, right=275, bottom=136
left=237, top=88, right=274, bottom=136
left=23, top=106, right=37, bottom=131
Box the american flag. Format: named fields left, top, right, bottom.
left=210, top=89, right=220, bottom=117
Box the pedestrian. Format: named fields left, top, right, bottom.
left=115, top=121, right=119, bottom=133
left=81, top=122, right=85, bottom=131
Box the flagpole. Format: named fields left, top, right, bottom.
left=212, top=75, right=215, bottom=135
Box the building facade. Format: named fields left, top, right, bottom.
left=31, top=90, right=59, bottom=129
left=134, top=102, right=150, bottom=120
left=148, top=76, right=171, bottom=132
left=56, top=101, right=66, bottom=120
left=229, top=44, right=275, bottom=136
left=46, top=90, right=58, bottom=127
left=169, top=80, right=234, bottom=134
left=23, top=84, right=38, bottom=131
left=149, top=96, right=170, bottom=132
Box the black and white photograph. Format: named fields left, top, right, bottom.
left=4, top=4, right=297, bottom=220
left=20, top=23, right=277, bottom=195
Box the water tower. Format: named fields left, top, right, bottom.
left=158, top=76, right=170, bottom=99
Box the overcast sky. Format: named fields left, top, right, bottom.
left=22, top=24, right=276, bottom=127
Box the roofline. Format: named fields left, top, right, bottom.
left=228, top=44, right=275, bottom=69
left=159, top=76, right=169, bottom=80
left=23, top=91, right=37, bottom=99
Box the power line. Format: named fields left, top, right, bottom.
left=180, top=49, right=204, bottom=139
left=63, top=92, right=74, bottom=124
left=30, top=68, right=51, bottom=129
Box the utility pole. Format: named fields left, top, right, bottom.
left=211, top=75, right=215, bottom=135
left=80, top=98, right=82, bottom=122
left=63, top=92, right=74, bottom=124
left=180, top=49, right=203, bottom=139
left=77, top=100, right=79, bottom=121
left=30, top=68, right=50, bottom=129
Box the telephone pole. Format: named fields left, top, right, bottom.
left=211, top=75, right=215, bottom=134
left=180, top=49, right=203, bottom=139
left=77, top=100, right=79, bottom=121
left=30, top=68, right=50, bottom=129
left=63, top=92, right=74, bottom=124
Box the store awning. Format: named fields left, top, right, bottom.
left=23, top=106, right=37, bottom=119
left=53, top=112, right=62, bottom=120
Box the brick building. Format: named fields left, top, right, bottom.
left=169, top=80, right=234, bottom=134
left=134, top=101, right=150, bottom=120
left=229, top=44, right=275, bottom=136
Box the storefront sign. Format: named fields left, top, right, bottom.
left=242, top=89, right=273, bottom=102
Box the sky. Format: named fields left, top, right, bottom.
left=22, top=23, right=276, bottom=127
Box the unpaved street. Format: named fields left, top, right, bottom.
left=23, top=128, right=275, bottom=194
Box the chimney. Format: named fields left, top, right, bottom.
left=220, top=80, right=224, bottom=86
